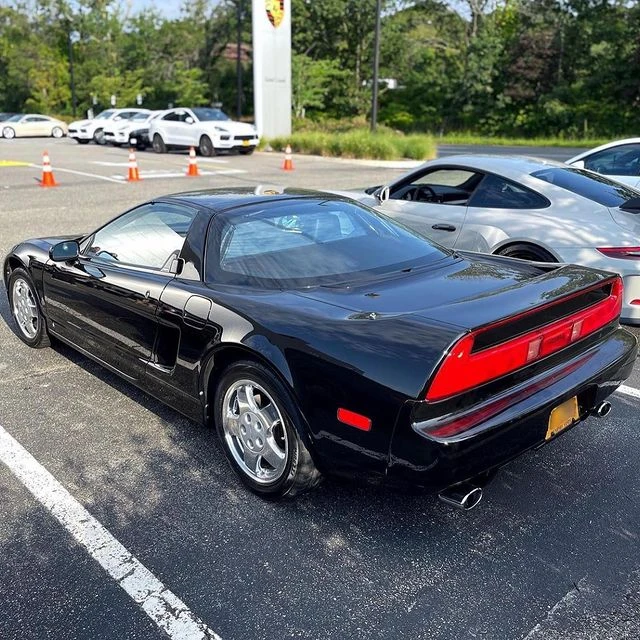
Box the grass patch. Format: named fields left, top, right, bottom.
left=265, top=128, right=436, bottom=161
left=437, top=133, right=610, bottom=148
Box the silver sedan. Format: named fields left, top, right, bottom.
left=347, top=155, right=640, bottom=324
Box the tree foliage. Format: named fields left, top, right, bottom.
left=1, top=0, right=640, bottom=136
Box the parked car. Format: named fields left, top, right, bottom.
left=347, top=155, right=640, bottom=325
left=148, top=107, right=259, bottom=156
left=566, top=139, right=640, bottom=188
left=68, top=108, right=149, bottom=145
left=103, top=110, right=164, bottom=148
left=4, top=188, right=636, bottom=505
left=1, top=114, right=67, bottom=139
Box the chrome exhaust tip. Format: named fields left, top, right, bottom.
left=438, top=484, right=483, bottom=511
left=592, top=400, right=612, bottom=418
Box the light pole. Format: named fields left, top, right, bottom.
left=236, top=0, right=243, bottom=119
left=370, top=0, right=382, bottom=132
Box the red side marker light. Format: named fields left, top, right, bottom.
left=337, top=408, right=372, bottom=431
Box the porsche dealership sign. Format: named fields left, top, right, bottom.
left=252, top=0, right=291, bottom=137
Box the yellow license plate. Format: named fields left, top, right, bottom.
left=242, top=139, right=250, bottom=146
left=546, top=396, right=579, bottom=440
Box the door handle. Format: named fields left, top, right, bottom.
left=432, top=223, right=456, bottom=232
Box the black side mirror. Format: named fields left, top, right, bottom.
left=50, top=240, right=80, bottom=262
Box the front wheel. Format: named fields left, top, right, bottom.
left=199, top=135, right=215, bottom=157
left=8, top=267, right=51, bottom=348
left=152, top=133, right=167, bottom=153
left=93, top=128, right=105, bottom=144
left=51, top=127, right=64, bottom=138
left=3, top=127, right=15, bottom=139
left=214, top=361, right=321, bottom=499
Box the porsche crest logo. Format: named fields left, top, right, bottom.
left=265, top=0, right=284, bottom=28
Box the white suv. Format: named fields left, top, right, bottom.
left=148, top=107, right=259, bottom=156
left=68, top=108, right=149, bottom=145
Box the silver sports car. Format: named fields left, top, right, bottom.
left=348, top=155, right=640, bottom=324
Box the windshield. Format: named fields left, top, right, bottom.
left=207, top=198, right=451, bottom=288
left=95, top=110, right=115, bottom=120
left=192, top=108, right=230, bottom=122
left=131, top=112, right=149, bottom=122
left=531, top=167, right=640, bottom=207
left=6, top=114, right=23, bottom=122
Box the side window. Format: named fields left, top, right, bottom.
left=84, top=203, right=198, bottom=271
left=391, top=168, right=482, bottom=204
left=583, top=144, right=640, bottom=176
left=177, top=112, right=191, bottom=122
left=468, top=174, right=548, bottom=209
left=162, top=112, right=179, bottom=122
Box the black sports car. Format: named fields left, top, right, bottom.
left=4, top=189, right=637, bottom=507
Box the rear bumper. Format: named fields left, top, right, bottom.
left=387, top=327, right=638, bottom=491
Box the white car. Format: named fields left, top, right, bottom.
left=103, top=111, right=164, bottom=147
left=345, top=155, right=640, bottom=324
left=1, top=114, right=67, bottom=139
left=68, top=108, right=149, bottom=145
left=148, top=107, right=259, bottom=156
left=567, top=138, right=640, bottom=188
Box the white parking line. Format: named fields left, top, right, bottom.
left=109, top=169, right=247, bottom=181
left=617, top=385, right=640, bottom=400
left=0, top=424, right=221, bottom=640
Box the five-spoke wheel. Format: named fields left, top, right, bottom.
left=8, top=268, right=50, bottom=348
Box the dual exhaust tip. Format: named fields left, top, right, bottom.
left=438, top=400, right=613, bottom=511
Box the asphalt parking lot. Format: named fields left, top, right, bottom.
left=1, top=138, right=639, bottom=640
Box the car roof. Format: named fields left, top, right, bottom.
left=425, top=154, right=565, bottom=180
left=566, top=138, right=640, bottom=163
left=162, top=187, right=339, bottom=213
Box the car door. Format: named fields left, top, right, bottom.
left=380, top=167, right=481, bottom=247
left=18, top=116, right=41, bottom=137
left=576, top=143, right=640, bottom=188
left=42, top=202, right=199, bottom=381
left=455, top=173, right=552, bottom=252
left=173, top=110, right=196, bottom=146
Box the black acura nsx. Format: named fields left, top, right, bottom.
left=4, top=188, right=637, bottom=507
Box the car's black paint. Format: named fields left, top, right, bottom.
left=4, top=189, right=637, bottom=493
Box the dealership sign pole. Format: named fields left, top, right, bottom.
left=252, top=0, right=292, bottom=137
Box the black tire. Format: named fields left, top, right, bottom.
left=93, top=128, right=105, bottom=144
left=7, top=267, right=51, bottom=348
left=199, top=135, right=215, bottom=157
left=51, top=126, right=64, bottom=138
left=214, top=360, right=321, bottom=499
left=238, top=147, right=255, bottom=155
left=152, top=133, right=167, bottom=153
left=76, top=139, right=90, bottom=144
left=496, top=243, right=556, bottom=263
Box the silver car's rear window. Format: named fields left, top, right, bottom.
left=531, top=167, right=639, bottom=207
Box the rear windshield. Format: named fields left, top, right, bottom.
left=192, top=108, right=230, bottom=122
left=207, top=199, right=451, bottom=288
left=531, top=167, right=639, bottom=207
left=95, top=110, right=115, bottom=120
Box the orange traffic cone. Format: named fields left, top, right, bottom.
left=282, top=144, right=294, bottom=171
left=40, top=150, right=58, bottom=187
left=186, top=147, right=200, bottom=177
left=127, top=148, right=141, bottom=182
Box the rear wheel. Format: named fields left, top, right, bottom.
left=51, top=126, right=64, bottom=138
left=76, top=139, right=90, bottom=144
left=496, top=243, right=556, bottom=263
left=239, top=147, right=255, bottom=155
left=214, top=360, right=321, bottom=499
left=8, top=268, right=50, bottom=348
left=3, top=127, right=15, bottom=139
left=199, top=135, right=215, bottom=157
left=152, top=133, right=167, bottom=153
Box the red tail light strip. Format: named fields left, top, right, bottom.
left=426, top=277, right=622, bottom=402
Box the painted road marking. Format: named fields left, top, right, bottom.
left=617, top=385, right=640, bottom=400
left=0, top=424, right=221, bottom=640
left=29, top=163, right=123, bottom=184
left=0, top=160, right=31, bottom=167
